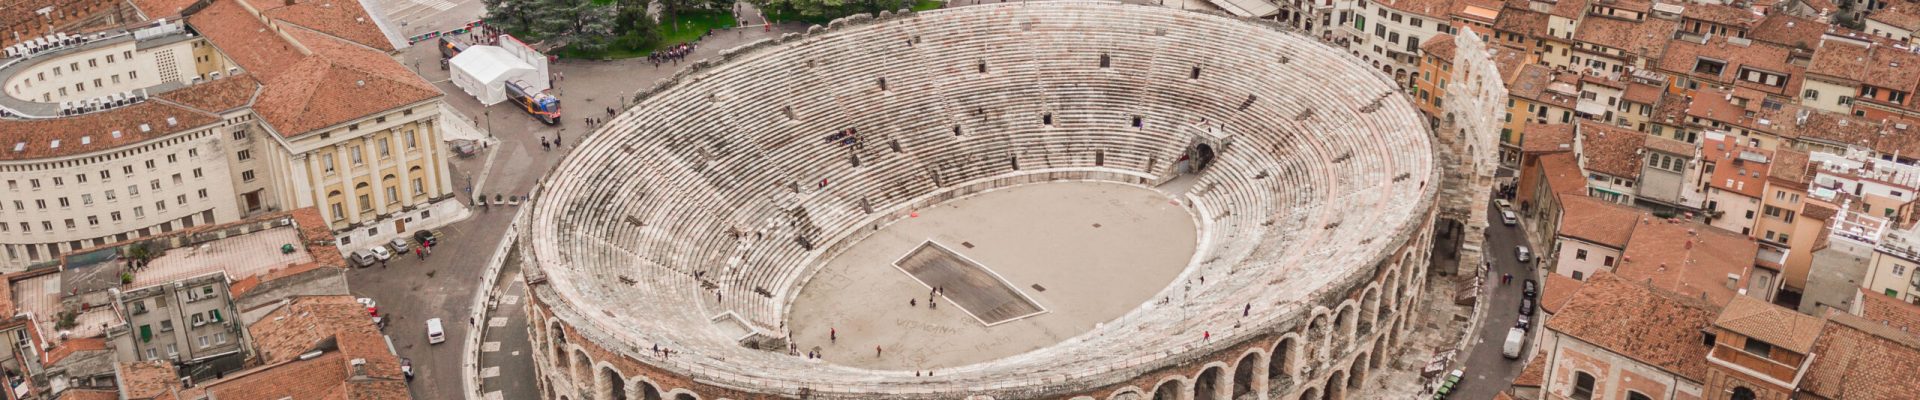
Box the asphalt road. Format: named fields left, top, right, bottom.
left=1445, top=194, right=1538, bottom=399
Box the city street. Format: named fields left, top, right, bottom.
left=1445, top=193, right=1539, bottom=399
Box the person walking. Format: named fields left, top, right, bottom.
left=875, top=346, right=882, bottom=357
left=830, top=328, right=837, bottom=343
left=909, top=299, right=917, bottom=307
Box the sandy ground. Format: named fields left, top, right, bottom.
left=786, top=181, right=1197, bottom=370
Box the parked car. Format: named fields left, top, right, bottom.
left=426, top=318, right=446, bottom=345
left=1519, top=298, right=1536, bottom=316
left=388, top=237, right=411, bottom=254
left=401, top=358, right=414, bottom=381
left=368, top=246, right=393, bottom=261
left=1515, top=314, right=1532, bottom=330
left=1494, top=199, right=1512, bottom=210
left=1523, top=279, right=1538, bottom=299
left=413, top=230, right=439, bottom=247
left=357, top=298, right=379, bottom=317
left=1501, top=210, right=1518, bottom=226
left=1502, top=327, right=1526, bottom=359
left=348, top=250, right=377, bottom=268
left=1515, top=246, right=1532, bottom=264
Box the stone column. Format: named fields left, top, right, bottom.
left=369, top=134, right=390, bottom=216
left=1438, top=31, right=1506, bottom=276
left=339, top=144, right=362, bottom=222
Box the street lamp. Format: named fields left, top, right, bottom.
left=485, top=109, right=493, bottom=138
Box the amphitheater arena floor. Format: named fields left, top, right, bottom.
left=785, top=181, right=1198, bottom=370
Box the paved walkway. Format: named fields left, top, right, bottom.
left=477, top=262, right=534, bottom=400
left=1445, top=193, right=1537, bottom=399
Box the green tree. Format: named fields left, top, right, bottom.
left=755, top=0, right=905, bottom=22
left=481, top=0, right=537, bottom=36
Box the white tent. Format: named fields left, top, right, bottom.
left=448, top=45, right=538, bottom=105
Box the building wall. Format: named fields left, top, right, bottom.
left=1799, top=78, right=1857, bottom=114
left=270, top=101, right=457, bottom=250
left=120, top=274, right=241, bottom=363
left=1862, top=19, right=1915, bottom=43
left=0, top=122, right=244, bottom=271
left=1552, top=237, right=1620, bottom=281
left=1704, top=188, right=1760, bottom=235
left=1864, top=250, right=1920, bottom=302
left=1341, top=0, right=1448, bottom=80
left=2, top=37, right=197, bottom=104
left=1804, top=238, right=1875, bottom=314
left=1543, top=331, right=1705, bottom=400
left=1639, top=151, right=1690, bottom=207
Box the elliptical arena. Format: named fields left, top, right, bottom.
left=518, top=2, right=1444, bottom=399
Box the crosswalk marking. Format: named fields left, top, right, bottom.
left=483, top=341, right=501, bottom=352
left=489, top=317, right=508, bottom=327
left=481, top=366, right=500, bottom=378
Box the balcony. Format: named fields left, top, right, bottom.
left=1707, top=345, right=1807, bottom=386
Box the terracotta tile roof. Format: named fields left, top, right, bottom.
left=1511, top=64, right=1578, bottom=109
left=1858, top=287, right=1920, bottom=335
left=1424, top=33, right=1459, bottom=61
left=1494, top=392, right=1516, bottom=400
left=248, top=295, right=392, bottom=367
left=1614, top=217, right=1759, bottom=307
left=1766, top=105, right=1885, bottom=149
left=1541, top=152, right=1589, bottom=196
left=1493, top=8, right=1551, bottom=40
left=1541, top=272, right=1584, bottom=314
left=0, top=101, right=222, bottom=162
left=1643, top=135, right=1694, bottom=156
left=1651, top=92, right=1692, bottom=126
left=43, top=337, right=107, bottom=365
left=252, top=0, right=397, bottom=52
left=1869, top=3, right=1920, bottom=31
left=1451, top=0, right=1504, bottom=23
left=190, top=294, right=406, bottom=399
left=1657, top=35, right=1802, bottom=95
left=1807, top=38, right=1871, bottom=81
left=118, top=360, right=180, bottom=399
left=1522, top=122, right=1576, bottom=154
left=126, top=0, right=202, bottom=17
left=1578, top=120, right=1648, bottom=179
left=1380, top=0, right=1457, bottom=19
left=1802, top=201, right=1837, bottom=222
left=1769, top=147, right=1812, bottom=186
left=55, top=389, right=122, bottom=400
left=1548, top=0, right=1589, bottom=19
left=1750, top=14, right=1830, bottom=50
left=1512, top=351, right=1547, bottom=387
left=1572, top=16, right=1677, bottom=59
left=1545, top=272, right=1719, bottom=381
left=1558, top=195, right=1644, bottom=248
left=188, top=0, right=308, bottom=80
left=1715, top=295, right=1826, bottom=352
left=1701, top=134, right=1771, bottom=198
left=182, top=351, right=388, bottom=400
left=1800, top=311, right=1920, bottom=399
left=154, top=75, right=262, bottom=114
left=1685, top=87, right=1775, bottom=134
left=1682, top=3, right=1763, bottom=30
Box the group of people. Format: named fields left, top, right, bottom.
left=909, top=287, right=946, bottom=309
left=649, top=43, right=698, bottom=67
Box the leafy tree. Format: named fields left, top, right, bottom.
left=755, top=0, right=906, bottom=22
left=481, top=0, right=537, bottom=36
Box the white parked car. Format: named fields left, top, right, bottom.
left=1494, top=199, right=1512, bottom=210
left=368, top=246, right=392, bottom=261
left=1515, top=245, right=1533, bottom=263
left=1501, top=210, right=1519, bottom=226
left=426, top=318, right=446, bottom=345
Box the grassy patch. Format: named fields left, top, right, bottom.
left=762, top=6, right=835, bottom=26
left=559, top=9, right=737, bottom=60
left=911, top=0, right=943, bottom=11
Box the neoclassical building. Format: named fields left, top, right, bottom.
left=0, top=0, right=456, bottom=270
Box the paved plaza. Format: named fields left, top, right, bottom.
left=787, top=182, right=1197, bottom=370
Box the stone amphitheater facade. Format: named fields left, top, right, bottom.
left=517, top=2, right=1445, bottom=399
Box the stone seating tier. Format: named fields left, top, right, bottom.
left=524, top=2, right=1439, bottom=398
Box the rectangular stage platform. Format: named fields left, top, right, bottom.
left=893, top=241, right=1048, bottom=326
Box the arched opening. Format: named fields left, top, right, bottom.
left=1627, top=391, right=1653, bottom=400
left=550, top=324, right=569, bottom=369
left=601, top=367, right=626, bottom=400
left=1232, top=352, right=1262, bottom=398
left=638, top=381, right=663, bottom=400
left=1730, top=387, right=1757, bottom=400
left=1360, top=288, right=1381, bottom=336
left=1323, top=370, right=1346, bottom=400
left=1187, top=143, right=1217, bottom=173
left=673, top=393, right=697, bottom=400
left=571, top=351, right=592, bottom=395
left=1269, top=337, right=1295, bottom=389
left=1572, top=372, right=1596, bottom=400
left=1194, top=366, right=1223, bottom=400
left=1348, top=357, right=1367, bottom=389
left=1298, top=387, right=1319, bottom=400
left=1370, top=338, right=1387, bottom=369
left=1307, top=313, right=1330, bottom=366
left=1151, top=379, right=1180, bottom=400
left=1108, top=388, right=1144, bottom=400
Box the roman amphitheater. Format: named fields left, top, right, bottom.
left=519, top=2, right=1446, bottom=399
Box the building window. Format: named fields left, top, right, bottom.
left=241, top=170, right=255, bottom=182
left=1743, top=339, right=1773, bottom=357
left=1572, top=372, right=1596, bottom=400
left=1576, top=249, right=1588, bottom=260
left=1731, top=387, right=1757, bottom=400
left=237, top=150, right=250, bottom=161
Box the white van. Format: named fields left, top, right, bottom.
left=426, top=318, right=446, bottom=345
left=1502, top=327, right=1526, bottom=359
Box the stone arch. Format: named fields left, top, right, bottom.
left=1370, top=338, right=1387, bottom=370
left=1347, top=355, right=1368, bottom=389
left=599, top=364, right=626, bottom=400
left=1359, top=287, right=1381, bottom=337
left=571, top=349, right=593, bottom=395
left=1298, top=386, right=1319, bottom=400
left=1150, top=377, right=1182, bottom=400
left=669, top=391, right=699, bottom=400
left=1334, top=304, right=1358, bottom=353
left=1323, top=370, right=1346, bottom=400
left=1194, top=364, right=1226, bottom=400
left=1106, top=387, right=1145, bottom=400
left=1232, top=349, right=1266, bottom=399
left=550, top=322, right=569, bottom=369
left=1269, top=335, right=1297, bottom=389
left=629, top=377, right=664, bottom=400
left=1306, top=311, right=1331, bottom=364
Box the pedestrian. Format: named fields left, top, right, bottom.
left=1243, top=303, right=1250, bottom=317
left=541, top=137, right=550, bottom=150
left=1204, top=331, right=1211, bottom=341
left=909, top=298, right=917, bottom=307
left=929, top=299, right=937, bottom=309
left=831, top=328, right=837, bottom=342
left=876, top=346, right=882, bottom=357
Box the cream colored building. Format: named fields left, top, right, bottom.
left=0, top=1, right=459, bottom=270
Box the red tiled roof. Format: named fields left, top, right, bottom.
left=1545, top=272, right=1719, bottom=382
left=1643, top=136, right=1693, bottom=157
left=1858, top=287, right=1920, bottom=336
left=1548, top=0, right=1588, bottom=19
left=118, top=360, right=180, bottom=399
left=1682, top=3, right=1763, bottom=30
left=1541, top=152, right=1589, bottom=196
left=1714, top=295, right=1826, bottom=353
left=253, top=0, right=397, bottom=52
left=1869, top=3, right=1920, bottom=31
left=1541, top=272, right=1583, bottom=314
left=1657, top=35, right=1803, bottom=96
left=1522, top=122, right=1575, bottom=154
left=1701, top=134, right=1770, bottom=198
left=1614, top=217, right=1759, bottom=307
left=1424, top=33, right=1459, bottom=61
left=1513, top=351, right=1547, bottom=386
left=1578, top=120, right=1647, bottom=179
left=1572, top=16, right=1677, bottom=59
left=1557, top=195, right=1643, bottom=248
left=1750, top=14, right=1830, bottom=50
left=1769, top=147, right=1812, bottom=186
left=1493, top=8, right=1551, bottom=40
left=183, top=351, right=405, bottom=400
left=1380, top=0, right=1457, bottom=19
left=1800, top=311, right=1920, bottom=399
left=43, top=337, right=107, bottom=365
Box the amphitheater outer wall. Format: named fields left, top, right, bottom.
left=516, top=1, right=1445, bottom=398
